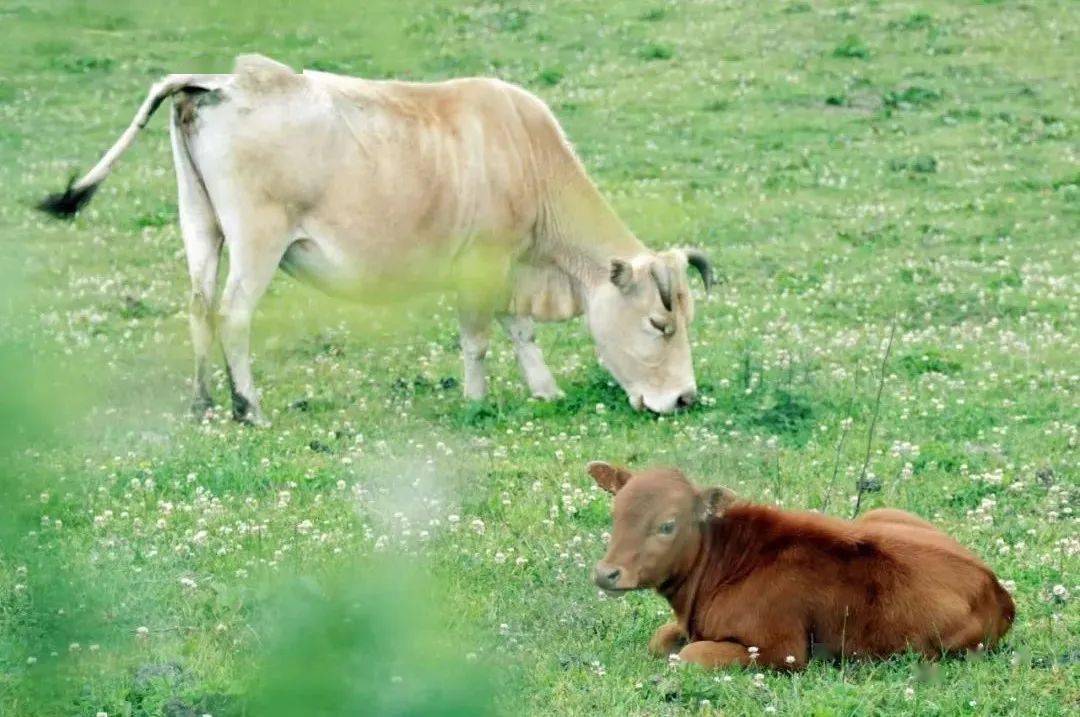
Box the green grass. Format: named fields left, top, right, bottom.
left=1, top=0, right=1077, bottom=715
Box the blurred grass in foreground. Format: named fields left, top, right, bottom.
left=248, top=563, right=494, bottom=717
left=0, top=240, right=493, bottom=715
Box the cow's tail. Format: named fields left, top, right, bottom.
left=37, top=74, right=229, bottom=219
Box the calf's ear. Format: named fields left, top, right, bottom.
left=587, top=461, right=632, bottom=494
left=698, top=486, right=736, bottom=522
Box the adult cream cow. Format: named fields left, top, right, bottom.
left=40, top=55, right=713, bottom=424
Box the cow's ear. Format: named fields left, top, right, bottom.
left=587, top=461, right=631, bottom=494
left=609, top=259, right=634, bottom=290
left=698, top=486, right=736, bottom=522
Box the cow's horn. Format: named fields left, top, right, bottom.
left=650, top=262, right=674, bottom=312
left=684, top=249, right=713, bottom=293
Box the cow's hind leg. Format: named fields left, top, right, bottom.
left=216, top=205, right=289, bottom=426
left=171, top=114, right=222, bottom=416
left=498, top=315, right=562, bottom=400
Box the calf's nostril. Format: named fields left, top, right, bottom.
left=594, top=563, right=622, bottom=588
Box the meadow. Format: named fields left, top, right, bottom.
left=0, top=0, right=1077, bottom=714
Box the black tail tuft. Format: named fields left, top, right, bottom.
left=37, top=177, right=98, bottom=219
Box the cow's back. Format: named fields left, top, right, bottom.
left=186, top=56, right=565, bottom=278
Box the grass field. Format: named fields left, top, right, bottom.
left=1, top=0, right=1077, bottom=714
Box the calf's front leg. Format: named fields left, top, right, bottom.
left=648, top=621, right=688, bottom=657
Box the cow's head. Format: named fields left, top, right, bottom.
left=585, top=249, right=712, bottom=413
left=588, top=461, right=735, bottom=594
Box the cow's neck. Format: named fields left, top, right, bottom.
left=539, top=167, right=646, bottom=293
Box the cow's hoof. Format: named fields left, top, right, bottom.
left=531, top=387, right=565, bottom=401
left=190, top=396, right=215, bottom=419
left=234, top=412, right=271, bottom=428
left=232, top=403, right=270, bottom=428
left=463, top=388, right=487, bottom=402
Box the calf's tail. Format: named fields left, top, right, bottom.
left=38, top=73, right=229, bottom=218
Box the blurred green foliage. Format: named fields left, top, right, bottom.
left=1, top=0, right=1077, bottom=715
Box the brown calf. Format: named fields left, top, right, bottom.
left=588, top=462, right=1015, bottom=670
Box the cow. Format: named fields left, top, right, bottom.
left=587, top=462, right=1015, bottom=670
left=38, top=54, right=713, bottom=425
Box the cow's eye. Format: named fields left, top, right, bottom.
left=658, top=519, right=676, bottom=535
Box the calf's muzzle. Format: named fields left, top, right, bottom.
left=593, top=562, right=622, bottom=590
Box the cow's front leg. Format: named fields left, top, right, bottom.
left=648, top=621, right=688, bottom=657
left=459, top=310, right=493, bottom=401
left=498, top=314, right=562, bottom=400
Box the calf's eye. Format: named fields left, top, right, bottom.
left=658, top=520, right=676, bottom=535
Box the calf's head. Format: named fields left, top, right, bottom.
left=586, top=249, right=712, bottom=413
left=588, top=461, right=735, bottom=593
